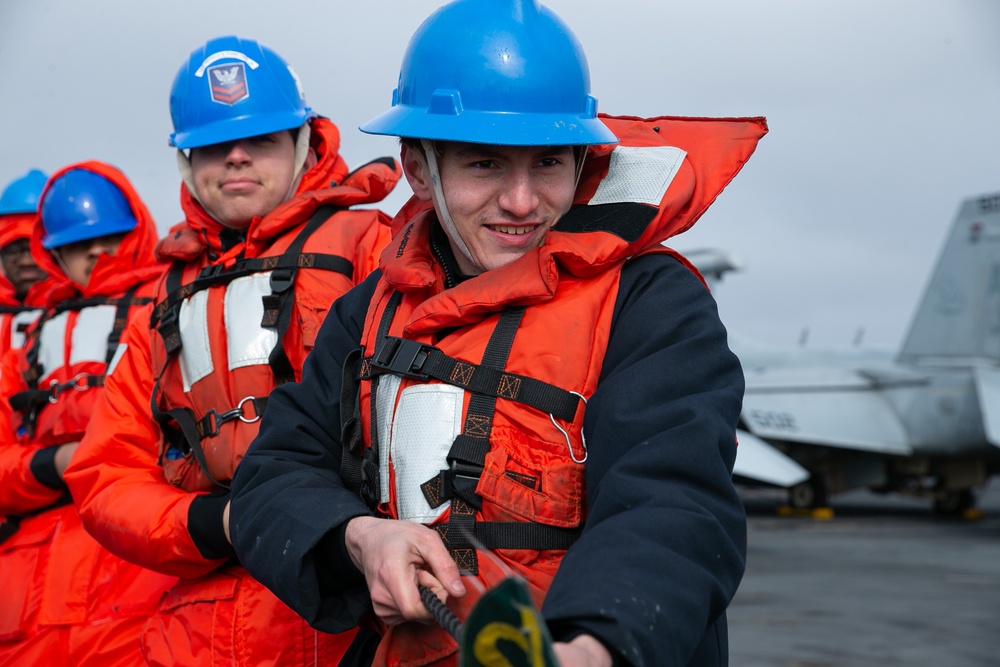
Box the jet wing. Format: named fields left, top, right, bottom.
left=734, top=428, right=810, bottom=487
left=973, top=366, right=1000, bottom=448
left=742, top=366, right=914, bottom=455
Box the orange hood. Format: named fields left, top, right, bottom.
left=31, top=161, right=163, bottom=306
left=379, top=114, right=767, bottom=332
left=0, top=211, right=36, bottom=249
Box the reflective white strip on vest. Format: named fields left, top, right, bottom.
left=589, top=145, right=687, bottom=207
left=376, top=375, right=401, bottom=505
left=37, top=312, right=69, bottom=375
left=178, top=289, right=212, bottom=392
left=70, top=305, right=117, bottom=365
left=36, top=306, right=116, bottom=376
left=177, top=271, right=278, bottom=392
left=381, top=382, right=466, bottom=524
left=9, top=309, right=42, bottom=350
left=225, top=273, right=278, bottom=370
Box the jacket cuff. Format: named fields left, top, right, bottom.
left=188, top=490, right=236, bottom=560
left=315, top=521, right=366, bottom=594
left=548, top=621, right=625, bottom=667
left=30, top=446, right=68, bottom=492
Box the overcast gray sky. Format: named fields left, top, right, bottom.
left=2, top=0, right=998, bottom=352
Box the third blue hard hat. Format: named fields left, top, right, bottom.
left=0, top=169, right=49, bottom=216
left=40, top=169, right=137, bottom=249
left=361, top=0, right=617, bottom=146
left=169, top=35, right=316, bottom=149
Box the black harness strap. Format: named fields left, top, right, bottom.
left=264, top=205, right=346, bottom=385
left=354, top=290, right=403, bottom=508
left=152, top=262, right=186, bottom=356
left=151, top=253, right=352, bottom=348
left=369, top=336, right=581, bottom=422
left=0, top=304, right=41, bottom=315
left=9, top=304, right=53, bottom=414
left=431, top=521, right=582, bottom=552
left=20, top=312, right=45, bottom=387
left=105, top=286, right=144, bottom=364
left=151, top=382, right=232, bottom=490
left=423, top=307, right=524, bottom=574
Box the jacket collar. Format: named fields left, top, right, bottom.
left=379, top=114, right=768, bottom=333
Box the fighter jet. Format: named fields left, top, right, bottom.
left=681, top=250, right=812, bottom=489
left=724, top=193, right=1000, bottom=512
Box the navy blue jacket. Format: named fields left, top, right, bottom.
left=230, top=251, right=747, bottom=666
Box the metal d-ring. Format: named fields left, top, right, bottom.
left=549, top=391, right=588, bottom=464
left=237, top=396, right=261, bottom=423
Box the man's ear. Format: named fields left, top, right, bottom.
left=400, top=143, right=433, bottom=202
left=303, top=147, right=318, bottom=172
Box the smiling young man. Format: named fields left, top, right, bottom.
left=230, top=2, right=767, bottom=666
left=412, top=142, right=577, bottom=274
left=63, top=36, right=399, bottom=667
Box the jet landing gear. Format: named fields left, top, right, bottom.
left=777, top=475, right=835, bottom=519
left=932, top=489, right=976, bottom=516
left=787, top=476, right=829, bottom=511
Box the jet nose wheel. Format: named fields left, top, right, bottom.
left=788, top=476, right=828, bottom=509
left=933, top=489, right=975, bottom=515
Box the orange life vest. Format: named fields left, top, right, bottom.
left=6, top=161, right=164, bottom=445
left=148, top=129, right=399, bottom=493
left=344, top=114, right=767, bottom=666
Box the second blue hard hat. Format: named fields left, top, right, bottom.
left=40, top=170, right=137, bottom=249
left=169, top=35, right=316, bottom=149
left=0, top=169, right=49, bottom=216
left=361, top=0, right=617, bottom=146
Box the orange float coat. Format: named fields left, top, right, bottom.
left=0, top=161, right=175, bottom=666
left=64, top=118, right=400, bottom=667
left=343, top=115, right=768, bottom=666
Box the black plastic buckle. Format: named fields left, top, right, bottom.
left=371, top=337, right=435, bottom=379
left=439, top=461, right=482, bottom=502
left=196, top=406, right=243, bottom=438
left=269, top=268, right=296, bottom=294
left=156, top=305, right=182, bottom=354
left=156, top=302, right=179, bottom=329
left=153, top=298, right=173, bottom=325
left=198, top=263, right=227, bottom=280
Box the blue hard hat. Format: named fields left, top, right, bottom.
left=0, top=169, right=49, bottom=215
left=361, top=0, right=617, bottom=146
left=40, top=170, right=137, bottom=249
left=169, top=35, right=316, bottom=149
